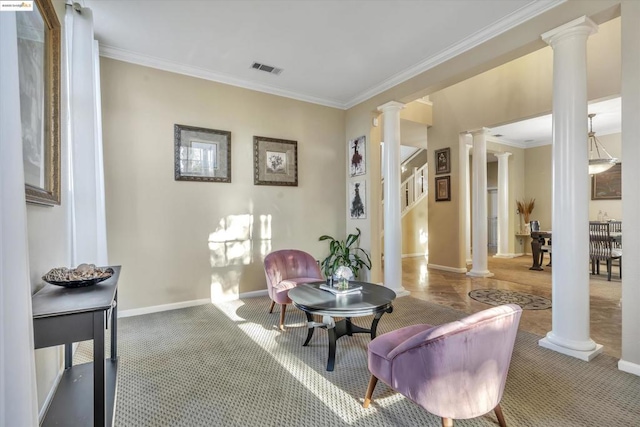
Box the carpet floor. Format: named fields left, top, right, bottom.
left=76, top=296, right=640, bottom=426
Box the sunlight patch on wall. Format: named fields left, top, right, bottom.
left=210, top=271, right=241, bottom=302
left=208, top=213, right=273, bottom=301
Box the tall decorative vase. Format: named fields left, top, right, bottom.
left=524, top=223, right=531, bottom=235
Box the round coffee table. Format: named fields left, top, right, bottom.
left=288, top=281, right=396, bottom=371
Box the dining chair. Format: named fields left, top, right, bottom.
left=363, top=304, right=522, bottom=427
left=589, top=222, right=622, bottom=281
left=263, top=249, right=323, bottom=330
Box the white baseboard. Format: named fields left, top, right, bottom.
left=618, top=359, right=640, bottom=377
left=427, top=263, right=467, bottom=274
left=39, top=366, right=63, bottom=423
left=401, top=253, right=427, bottom=259
left=118, top=289, right=270, bottom=318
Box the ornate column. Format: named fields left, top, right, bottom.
left=494, top=152, right=512, bottom=258
left=538, top=16, right=602, bottom=361
left=378, top=101, right=408, bottom=296
left=467, top=128, right=493, bottom=277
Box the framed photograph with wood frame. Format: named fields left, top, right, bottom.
left=174, top=124, right=231, bottom=182
left=434, top=147, right=451, bottom=175
left=19, top=0, right=61, bottom=205
left=435, top=176, right=451, bottom=202
left=253, top=136, right=298, bottom=186
left=591, top=163, right=621, bottom=200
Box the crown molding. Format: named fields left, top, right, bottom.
left=344, top=0, right=566, bottom=109
left=99, top=0, right=565, bottom=111
left=99, top=45, right=346, bottom=109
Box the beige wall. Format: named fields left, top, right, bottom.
left=487, top=162, right=498, bottom=188
left=100, top=58, right=346, bottom=310
left=401, top=196, right=428, bottom=256
left=589, top=133, right=622, bottom=220
left=524, top=132, right=622, bottom=232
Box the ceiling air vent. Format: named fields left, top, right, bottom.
left=251, top=62, right=283, bottom=75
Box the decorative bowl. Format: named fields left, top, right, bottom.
left=43, top=265, right=114, bottom=288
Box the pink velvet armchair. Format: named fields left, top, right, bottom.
left=263, top=249, right=323, bottom=330
left=363, top=304, right=522, bottom=427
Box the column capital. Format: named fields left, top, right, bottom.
left=465, top=144, right=472, bottom=153
left=377, top=101, right=405, bottom=113
left=495, top=152, right=512, bottom=160
left=468, top=127, right=490, bottom=136
left=541, top=16, right=597, bottom=47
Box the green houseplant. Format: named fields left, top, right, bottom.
left=318, top=228, right=372, bottom=279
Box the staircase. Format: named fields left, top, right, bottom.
left=401, top=164, right=427, bottom=215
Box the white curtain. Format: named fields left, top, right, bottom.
left=0, top=12, right=39, bottom=427
left=65, top=6, right=108, bottom=266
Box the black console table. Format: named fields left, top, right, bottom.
left=32, top=266, right=120, bottom=427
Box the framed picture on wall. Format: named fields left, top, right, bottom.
left=591, top=163, right=621, bottom=200
left=254, top=136, right=298, bottom=186
left=435, top=176, right=451, bottom=202
left=174, top=124, right=231, bottom=182
left=349, top=180, right=366, bottom=219
left=434, top=147, right=451, bottom=175
left=349, top=135, right=366, bottom=177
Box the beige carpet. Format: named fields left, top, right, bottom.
left=76, top=296, right=640, bottom=426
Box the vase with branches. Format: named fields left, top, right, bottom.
left=516, top=198, right=535, bottom=232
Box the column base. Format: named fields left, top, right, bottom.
left=466, top=270, right=494, bottom=278
left=465, top=258, right=472, bottom=265
left=391, top=288, right=410, bottom=298
left=493, top=253, right=517, bottom=259
left=538, top=335, right=603, bottom=361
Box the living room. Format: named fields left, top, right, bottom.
left=2, top=1, right=639, bottom=426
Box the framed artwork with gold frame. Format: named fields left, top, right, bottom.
left=18, top=0, right=61, bottom=205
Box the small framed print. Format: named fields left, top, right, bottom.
left=254, top=136, right=298, bottom=186
left=349, top=180, right=366, bottom=219
left=435, top=176, right=451, bottom=202
left=349, top=135, right=366, bottom=177
left=434, top=147, right=451, bottom=175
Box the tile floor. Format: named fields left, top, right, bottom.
left=401, top=255, right=622, bottom=358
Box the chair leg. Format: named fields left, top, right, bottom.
left=441, top=418, right=453, bottom=427
left=607, top=259, right=612, bottom=281
left=268, top=300, right=275, bottom=313
left=494, top=404, right=507, bottom=427
left=619, top=257, right=622, bottom=279
left=363, top=375, right=378, bottom=408
left=279, top=304, right=287, bottom=330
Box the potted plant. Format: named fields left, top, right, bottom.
left=318, top=228, right=372, bottom=279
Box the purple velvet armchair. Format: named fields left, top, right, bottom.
left=263, top=249, right=323, bottom=330
left=363, top=304, right=522, bottom=427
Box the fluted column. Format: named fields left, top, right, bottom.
left=538, top=16, right=602, bottom=361
left=467, top=128, right=493, bottom=277
left=378, top=101, right=408, bottom=296
left=494, top=152, right=512, bottom=258
left=459, top=132, right=472, bottom=264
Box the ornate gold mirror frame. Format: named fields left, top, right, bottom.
left=18, top=0, right=61, bottom=205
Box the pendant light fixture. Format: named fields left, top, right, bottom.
left=588, top=113, right=617, bottom=175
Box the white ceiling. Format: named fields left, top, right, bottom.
left=489, top=97, right=622, bottom=147
left=84, top=0, right=563, bottom=109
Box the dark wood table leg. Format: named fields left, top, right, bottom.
left=303, top=311, right=315, bottom=346
left=345, top=317, right=353, bottom=336
left=93, top=311, right=106, bottom=427
left=530, top=238, right=544, bottom=270
left=327, top=326, right=337, bottom=371
left=370, top=306, right=393, bottom=339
